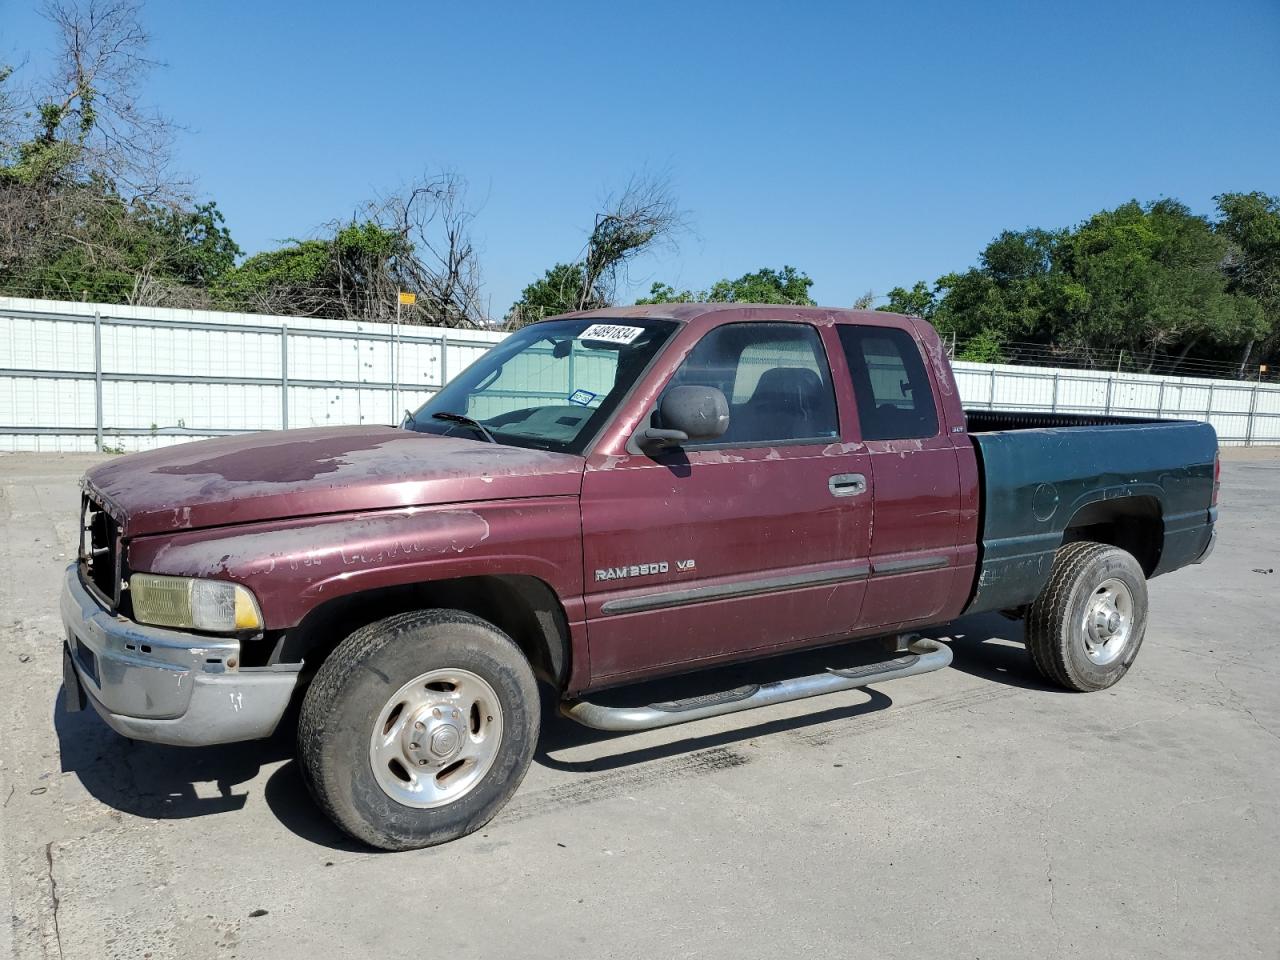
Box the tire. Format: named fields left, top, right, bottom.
left=297, top=609, right=540, bottom=851
left=1025, top=541, right=1149, bottom=692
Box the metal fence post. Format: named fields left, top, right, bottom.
left=1245, top=382, right=1260, bottom=446
left=1051, top=371, right=1059, bottom=412
left=1103, top=375, right=1113, bottom=415
left=390, top=321, right=398, bottom=425
left=440, top=333, right=450, bottom=388
left=280, top=324, right=289, bottom=430
left=354, top=334, right=362, bottom=422
left=988, top=367, right=997, bottom=410
left=93, top=310, right=104, bottom=450
left=1156, top=381, right=1166, bottom=418
left=1206, top=382, right=1215, bottom=426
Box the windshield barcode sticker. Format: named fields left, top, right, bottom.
left=568, top=389, right=596, bottom=406
left=579, top=323, right=644, bottom=345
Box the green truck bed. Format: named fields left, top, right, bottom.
left=963, top=409, right=1219, bottom=615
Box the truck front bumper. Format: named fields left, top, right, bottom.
left=59, top=564, right=300, bottom=746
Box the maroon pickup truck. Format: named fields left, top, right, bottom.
left=60, top=304, right=1218, bottom=849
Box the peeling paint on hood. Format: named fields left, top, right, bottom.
left=84, top=425, right=584, bottom=537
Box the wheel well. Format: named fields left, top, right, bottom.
left=273, top=575, right=573, bottom=690
left=1061, top=496, right=1163, bottom=576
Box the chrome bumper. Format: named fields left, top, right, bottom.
left=59, top=564, right=300, bottom=746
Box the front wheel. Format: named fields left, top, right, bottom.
left=1025, top=541, right=1149, bottom=692
left=297, top=610, right=540, bottom=851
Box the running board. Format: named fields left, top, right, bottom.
left=559, top=636, right=953, bottom=732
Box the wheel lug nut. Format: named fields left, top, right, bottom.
left=432, top=708, right=441, bottom=718
left=418, top=759, right=428, bottom=766
left=409, top=742, right=419, bottom=749
left=414, top=721, right=424, bottom=730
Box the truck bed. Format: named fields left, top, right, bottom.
left=962, top=408, right=1217, bottom=615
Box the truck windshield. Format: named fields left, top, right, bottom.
left=406, top=318, right=679, bottom=454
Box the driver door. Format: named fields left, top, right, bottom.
left=580, top=320, right=874, bottom=685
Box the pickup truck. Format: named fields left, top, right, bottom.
left=59, top=304, right=1219, bottom=850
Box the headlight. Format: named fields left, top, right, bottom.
left=129, top=573, right=264, bottom=633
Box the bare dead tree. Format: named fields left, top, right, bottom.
left=383, top=171, right=487, bottom=326
left=578, top=173, right=687, bottom=309
left=236, top=172, right=489, bottom=326
left=852, top=289, right=877, bottom=310
left=37, top=0, right=181, bottom=200
left=0, top=63, right=23, bottom=156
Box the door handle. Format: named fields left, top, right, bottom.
left=829, top=473, right=867, bottom=497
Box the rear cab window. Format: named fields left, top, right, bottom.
left=837, top=326, right=939, bottom=441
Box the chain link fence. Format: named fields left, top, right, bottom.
left=945, top=333, right=1274, bottom=384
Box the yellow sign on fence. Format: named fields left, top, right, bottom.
left=398, top=291, right=417, bottom=306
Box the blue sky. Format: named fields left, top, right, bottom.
left=4, top=0, right=1278, bottom=315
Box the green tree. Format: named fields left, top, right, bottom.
left=878, top=280, right=937, bottom=319
left=143, top=202, right=240, bottom=287
left=707, top=265, right=815, bottom=304
left=911, top=208, right=1270, bottom=373
left=216, top=221, right=416, bottom=320
left=1, top=185, right=240, bottom=304
left=1215, top=191, right=1280, bottom=369
left=1056, top=200, right=1265, bottom=368
left=216, top=239, right=332, bottom=308
left=3, top=7, right=488, bottom=323
left=955, top=329, right=1006, bottom=363
left=636, top=266, right=816, bottom=306
left=635, top=281, right=697, bottom=304
left=507, top=263, right=603, bottom=325
left=929, top=229, right=1069, bottom=347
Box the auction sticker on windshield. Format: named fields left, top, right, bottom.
left=579, top=324, right=644, bottom=345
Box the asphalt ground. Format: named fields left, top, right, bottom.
left=1, top=449, right=1276, bottom=960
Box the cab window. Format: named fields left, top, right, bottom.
left=838, top=326, right=938, bottom=440
left=408, top=318, right=677, bottom=453
left=664, top=322, right=839, bottom=445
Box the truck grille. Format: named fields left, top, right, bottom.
left=81, top=493, right=122, bottom=607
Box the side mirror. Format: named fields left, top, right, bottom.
left=632, top=385, right=730, bottom=451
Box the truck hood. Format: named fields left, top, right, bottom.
left=85, top=426, right=585, bottom=537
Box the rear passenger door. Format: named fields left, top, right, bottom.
left=837, top=324, right=964, bottom=630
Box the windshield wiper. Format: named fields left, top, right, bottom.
left=431, top=411, right=498, bottom=444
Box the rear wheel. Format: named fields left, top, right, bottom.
left=1025, top=541, right=1149, bottom=692
left=297, top=609, right=539, bottom=851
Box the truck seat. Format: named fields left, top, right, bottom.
left=732, top=366, right=833, bottom=442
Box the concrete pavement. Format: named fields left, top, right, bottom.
left=1, top=450, right=1276, bottom=959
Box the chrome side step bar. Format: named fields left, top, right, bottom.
left=559, top=636, right=953, bottom=732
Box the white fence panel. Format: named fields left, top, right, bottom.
left=3, top=296, right=1279, bottom=451
left=0, top=297, right=505, bottom=452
